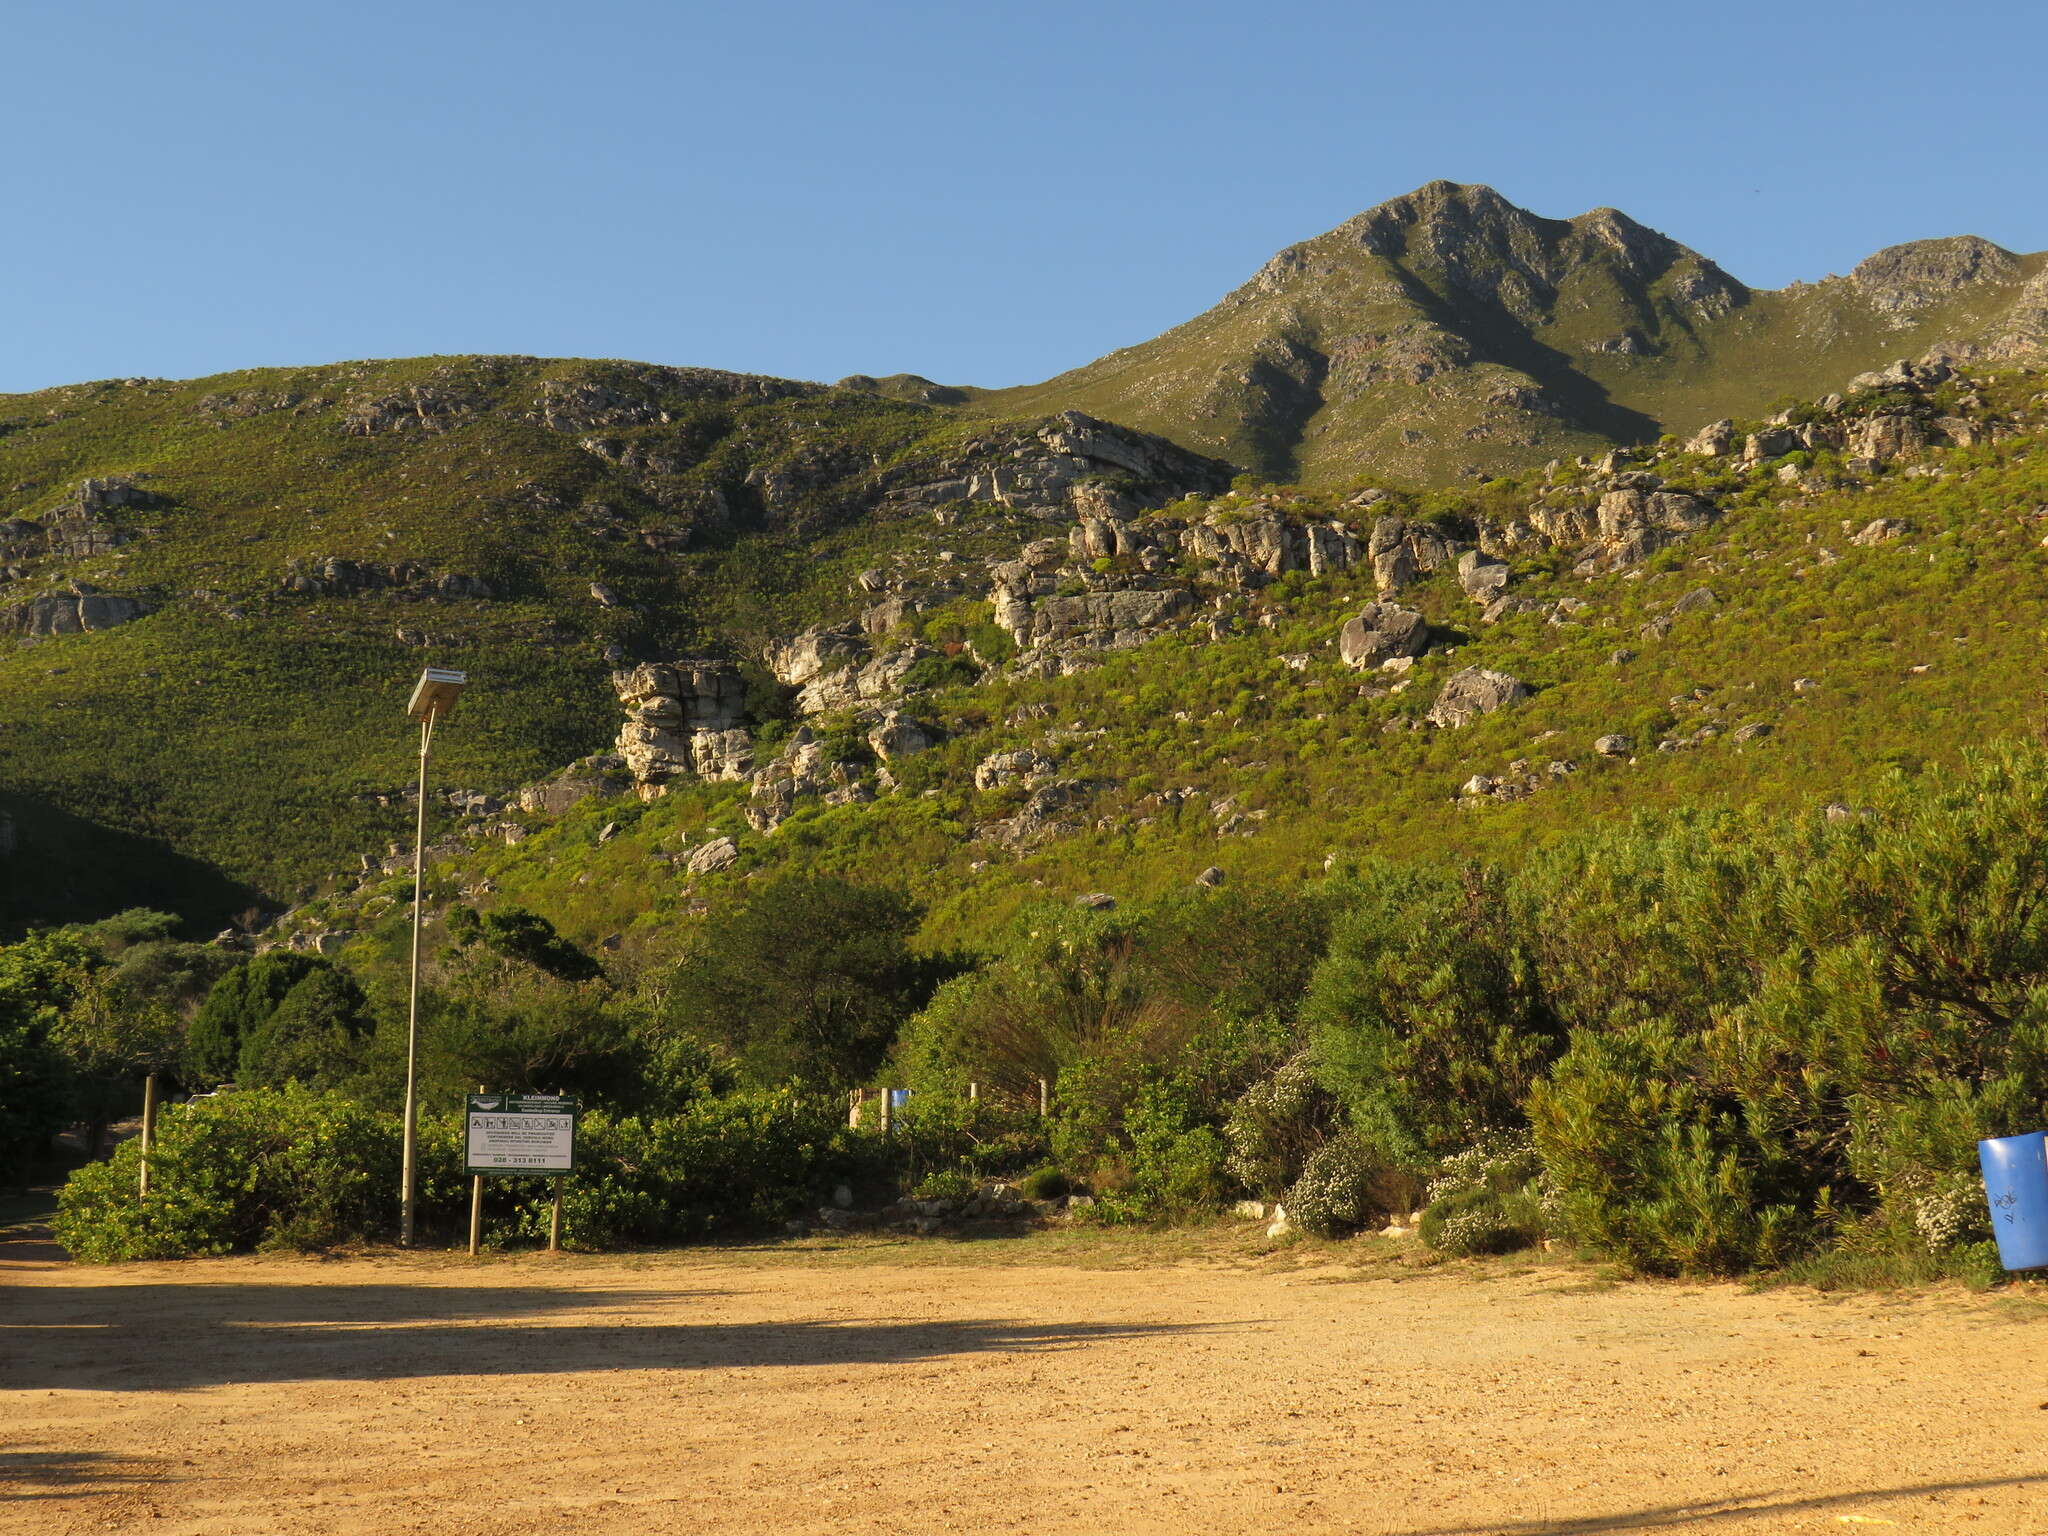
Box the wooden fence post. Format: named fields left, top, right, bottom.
left=137, top=1074, right=158, bottom=1197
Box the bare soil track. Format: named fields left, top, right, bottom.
left=3, top=1228, right=2046, bottom=1535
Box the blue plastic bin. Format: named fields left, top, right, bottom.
left=1978, top=1132, right=2048, bottom=1271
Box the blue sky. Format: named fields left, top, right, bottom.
left=6, top=0, right=2045, bottom=394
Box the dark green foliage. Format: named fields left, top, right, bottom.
left=52, top=1082, right=851, bottom=1259
left=499, top=1092, right=848, bottom=1249
left=0, top=930, right=97, bottom=1178
left=1527, top=744, right=2048, bottom=1273
left=1305, top=861, right=1558, bottom=1166
left=662, top=873, right=934, bottom=1087
left=475, top=906, right=603, bottom=982
left=183, top=952, right=323, bottom=1085
left=363, top=967, right=647, bottom=1110
left=237, top=966, right=371, bottom=1090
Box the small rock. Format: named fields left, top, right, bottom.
left=1851, top=517, right=1910, bottom=546
left=1462, top=774, right=1496, bottom=797
left=832, top=1184, right=854, bottom=1209
left=597, top=821, right=620, bottom=843
left=1793, top=677, right=1820, bottom=694
left=1594, top=734, right=1632, bottom=757
left=1075, top=891, right=1117, bottom=911
left=687, top=835, right=740, bottom=875
left=1824, top=802, right=1854, bottom=823
left=1731, top=722, right=1772, bottom=742
left=1671, top=587, right=1719, bottom=616
left=1195, top=866, right=1227, bottom=888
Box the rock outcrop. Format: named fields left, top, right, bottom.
left=2, top=584, right=148, bottom=637
left=283, top=557, right=494, bottom=600
left=613, top=661, right=752, bottom=791
left=1337, top=602, right=1428, bottom=668
left=1425, top=667, right=1530, bottom=728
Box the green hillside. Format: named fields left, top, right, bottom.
left=0, top=357, right=1225, bottom=931
left=270, top=360, right=2048, bottom=978
left=987, top=181, right=2048, bottom=484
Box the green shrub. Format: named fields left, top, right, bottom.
left=1017, top=1165, right=1071, bottom=1200
left=1418, top=1131, right=1547, bottom=1256
left=1284, top=1133, right=1394, bottom=1238
left=1305, top=860, right=1557, bottom=1166
left=1419, top=1185, right=1545, bottom=1256
left=1116, top=1083, right=1230, bottom=1219
left=54, top=1085, right=402, bottom=1261
left=53, top=1082, right=854, bottom=1260
left=1224, top=1052, right=1337, bottom=1198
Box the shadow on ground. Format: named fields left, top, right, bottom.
left=1403, top=1473, right=2048, bottom=1534
left=0, top=1450, right=167, bottom=1503
left=0, top=1280, right=1235, bottom=1392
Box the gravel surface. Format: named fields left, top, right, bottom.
left=3, top=1235, right=2045, bottom=1534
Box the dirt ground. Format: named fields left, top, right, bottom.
left=3, top=1220, right=2046, bottom=1536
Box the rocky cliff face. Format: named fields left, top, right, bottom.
left=602, top=354, right=2008, bottom=831
left=984, top=182, right=2048, bottom=485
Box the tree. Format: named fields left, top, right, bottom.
left=0, top=931, right=97, bottom=1180
left=50, top=974, right=183, bottom=1157
left=237, top=966, right=372, bottom=1090
left=183, top=953, right=324, bottom=1085
left=663, top=874, right=933, bottom=1087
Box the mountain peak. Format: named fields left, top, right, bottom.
left=1850, top=235, right=2021, bottom=314
left=988, top=186, right=2048, bottom=485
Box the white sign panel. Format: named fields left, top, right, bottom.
left=465, top=1094, right=577, bottom=1174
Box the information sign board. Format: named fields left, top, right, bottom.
left=465, top=1093, right=578, bottom=1175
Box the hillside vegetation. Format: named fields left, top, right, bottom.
left=0, top=356, right=1221, bottom=930
left=20, top=343, right=2048, bottom=1282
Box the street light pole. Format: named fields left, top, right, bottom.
left=400, top=668, right=467, bottom=1248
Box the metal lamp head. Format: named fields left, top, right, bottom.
left=407, top=667, right=467, bottom=723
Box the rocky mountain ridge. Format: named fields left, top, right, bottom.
left=986, top=182, right=2048, bottom=485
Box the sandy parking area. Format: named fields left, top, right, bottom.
left=3, top=1223, right=2046, bottom=1536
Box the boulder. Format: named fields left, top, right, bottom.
left=1686, top=419, right=1735, bottom=456
left=3, top=590, right=149, bottom=636
left=1852, top=414, right=1930, bottom=462
left=1671, top=587, right=1719, bottom=616
left=974, top=748, right=1054, bottom=790
left=867, top=709, right=931, bottom=762
left=1456, top=549, right=1510, bottom=601
left=686, top=836, right=740, bottom=875
left=1336, top=602, right=1428, bottom=668
left=1481, top=594, right=1542, bottom=625
left=1594, top=733, right=1632, bottom=757
left=1194, top=866, right=1227, bottom=888
left=1850, top=517, right=1910, bottom=546
left=1425, top=667, right=1531, bottom=729
left=613, top=661, right=752, bottom=787
left=765, top=622, right=869, bottom=688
